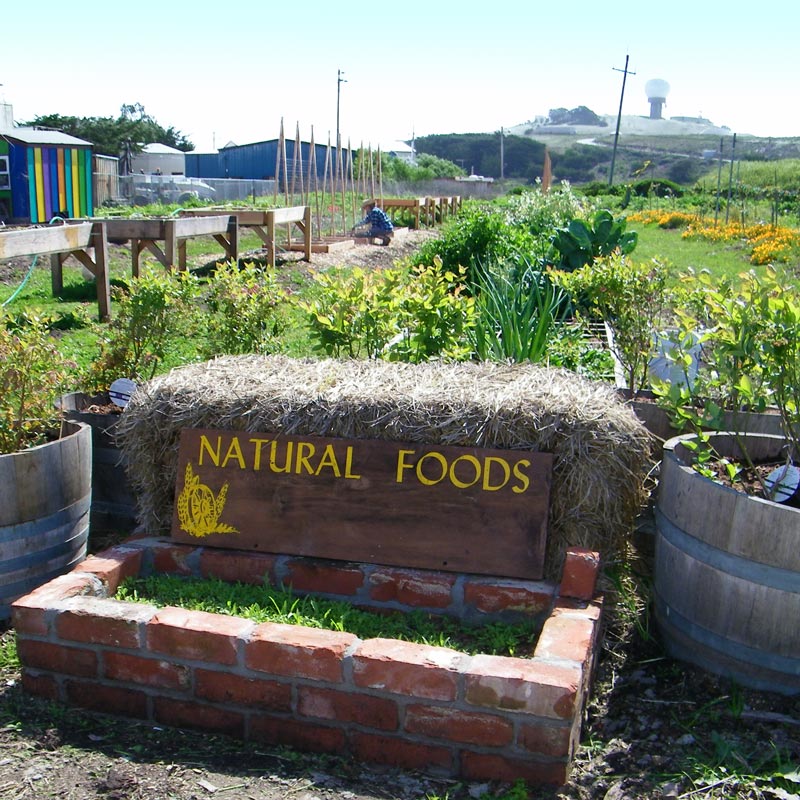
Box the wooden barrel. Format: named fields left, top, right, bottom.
left=655, top=432, right=800, bottom=694
left=58, top=392, right=137, bottom=534
left=0, top=422, right=91, bottom=621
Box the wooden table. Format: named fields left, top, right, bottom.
left=102, top=215, right=238, bottom=275
left=181, top=207, right=311, bottom=268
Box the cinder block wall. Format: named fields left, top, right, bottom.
left=12, top=541, right=601, bottom=785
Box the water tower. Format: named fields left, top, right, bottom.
left=645, top=79, right=670, bottom=119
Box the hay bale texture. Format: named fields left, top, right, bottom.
left=116, top=355, right=653, bottom=577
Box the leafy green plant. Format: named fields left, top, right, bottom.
left=470, top=261, right=569, bottom=363
left=410, top=202, right=535, bottom=283
left=382, top=263, right=475, bottom=363
left=549, top=209, right=638, bottom=271
left=652, top=266, right=800, bottom=494
left=202, top=260, right=287, bottom=357
left=0, top=313, right=77, bottom=454
left=84, top=270, right=200, bottom=391
left=300, top=266, right=395, bottom=359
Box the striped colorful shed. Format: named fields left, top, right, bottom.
left=0, top=128, right=93, bottom=223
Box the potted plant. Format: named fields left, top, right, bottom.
left=0, top=313, right=91, bottom=621
left=61, top=271, right=200, bottom=536
left=651, top=266, right=800, bottom=694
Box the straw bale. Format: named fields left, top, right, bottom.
left=116, top=355, right=653, bottom=578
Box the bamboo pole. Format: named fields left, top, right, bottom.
left=274, top=118, right=283, bottom=206
left=323, top=134, right=333, bottom=238
left=309, top=128, right=322, bottom=240
left=348, top=138, right=356, bottom=232
left=337, top=134, right=346, bottom=236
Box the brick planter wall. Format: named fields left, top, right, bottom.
left=12, top=539, right=602, bottom=785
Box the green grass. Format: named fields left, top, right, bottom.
left=117, top=574, right=540, bottom=657
left=630, top=224, right=754, bottom=284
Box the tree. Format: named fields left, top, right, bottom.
left=22, top=104, right=194, bottom=157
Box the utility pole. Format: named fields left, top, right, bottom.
left=608, top=54, right=635, bottom=187
left=500, top=127, right=504, bottom=181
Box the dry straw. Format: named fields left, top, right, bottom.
left=116, top=355, right=653, bottom=578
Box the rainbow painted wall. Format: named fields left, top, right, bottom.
left=6, top=141, right=93, bottom=223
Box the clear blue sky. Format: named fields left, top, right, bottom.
left=4, top=0, right=798, bottom=152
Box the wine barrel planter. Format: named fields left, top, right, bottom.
left=618, top=389, right=785, bottom=442
left=57, top=392, right=137, bottom=534
left=0, top=421, right=91, bottom=621
left=654, top=431, right=800, bottom=694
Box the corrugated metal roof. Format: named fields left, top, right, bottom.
left=0, top=126, right=92, bottom=146
left=142, top=142, right=184, bottom=154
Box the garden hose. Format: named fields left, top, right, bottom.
left=2, top=217, right=66, bottom=308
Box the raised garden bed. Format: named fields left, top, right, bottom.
left=11, top=538, right=602, bottom=785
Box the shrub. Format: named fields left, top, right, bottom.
left=552, top=254, right=672, bottom=394
left=85, top=271, right=200, bottom=391
left=0, top=313, right=76, bottom=453
left=410, top=202, right=535, bottom=282
left=203, top=261, right=287, bottom=357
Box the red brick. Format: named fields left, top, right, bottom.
left=151, top=543, right=197, bottom=576
left=368, top=568, right=454, bottom=608
left=297, top=686, right=398, bottom=731
left=246, top=622, right=355, bottom=682
left=75, top=547, right=143, bottom=592
left=11, top=573, right=100, bottom=635
left=147, top=607, right=252, bottom=665
left=352, top=639, right=462, bottom=700
left=534, top=608, right=598, bottom=665
left=464, top=655, right=581, bottom=719
left=460, top=751, right=568, bottom=785
left=195, top=669, right=291, bottom=711
left=404, top=704, right=512, bottom=746
left=351, top=731, right=452, bottom=772
left=105, top=651, right=191, bottom=690
left=283, top=559, right=364, bottom=596
left=65, top=680, right=148, bottom=718
left=250, top=715, right=346, bottom=754
left=16, top=640, right=97, bottom=678
left=55, top=598, right=153, bottom=648
left=463, top=580, right=552, bottom=615
left=154, top=697, right=244, bottom=736
left=21, top=670, right=60, bottom=700
left=199, top=549, right=277, bottom=586
left=559, top=549, right=600, bottom=601
left=518, top=722, right=573, bottom=758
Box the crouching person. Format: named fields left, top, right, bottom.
left=352, top=200, right=394, bottom=245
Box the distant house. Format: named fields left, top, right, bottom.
left=130, top=143, right=186, bottom=176
left=382, top=140, right=415, bottom=164
left=0, top=105, right=94, bottom=223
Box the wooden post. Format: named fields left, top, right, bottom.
left=164, top=218, right=177, bottom=271
left=50, top=253, right=63, bottom=295
left=90, top=221, right=111, bottom=321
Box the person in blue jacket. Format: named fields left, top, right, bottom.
left=353, top=200, right=394, bottom=245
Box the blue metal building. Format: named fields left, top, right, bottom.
left=185, top=139, right=350, bottom=181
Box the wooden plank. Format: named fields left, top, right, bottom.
left=0, top=222, right=93, bottom=259
left=173, top=215, right=233, bottom=237
left=270, top=206, right=308, bottom=225
left=171, top=429, right=553, bottom=580
left=103, top=218, right=166, bottom=240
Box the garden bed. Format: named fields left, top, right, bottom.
left=11, top=538, right=602, bottom=785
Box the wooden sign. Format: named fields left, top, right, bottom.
left=171, top=429, right=553, bottom=579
